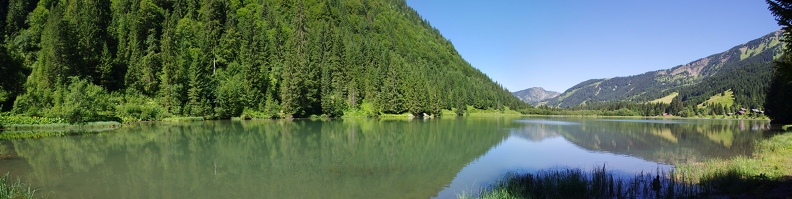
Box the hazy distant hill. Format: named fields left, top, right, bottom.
left=546, top=30, right=782, bottom=108
left=512, top=87, right=560, bottom=105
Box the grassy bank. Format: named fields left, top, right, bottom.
left=161, top=117, right=205, bottom=122
left=0, top=128, right=121, bottom=140
left=468, top=131, right=792, bottom=199
left=0, top=117, right=122, bottom=140
left=675, top=130, right=792, bottom=197
left=1, top=121, right=121, bottom=131
left=0, top=173, right=37, bottom=199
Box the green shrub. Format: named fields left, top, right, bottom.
left=58, top=77, right=113, bottom=123
left=343, top=100, right=379, bottom=117
left=113, top=94, right=170, bottom=122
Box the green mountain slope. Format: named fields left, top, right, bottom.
left=0, top=0, right=527, bottom=119
left=546, top=30, right=782, bottom=108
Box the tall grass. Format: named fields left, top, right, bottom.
left=462, top=165, right=701, bottom=199
left=0, top=173, right=36, bottom=199
left=469, top=132, right=792, bottom=199
left=675, top=131, right=792, bottom=196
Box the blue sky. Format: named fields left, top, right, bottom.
left=404, top=1, right=781, bottom=93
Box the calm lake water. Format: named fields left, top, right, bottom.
left=0, top=117, right=776, bottom=198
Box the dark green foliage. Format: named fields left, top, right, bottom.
left=60, top=78, right=113, bottom=123
left=0, top=46, right=28, bottom=111
left=766, top=0, right=792, bottom=124
left=765, top=58, right=792, bottom=124
left=0, top=0, right=528, bottom=120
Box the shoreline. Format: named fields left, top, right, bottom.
left=0, top=112, right=779, bottom=140
left=467, top=129, right=792, bottom=198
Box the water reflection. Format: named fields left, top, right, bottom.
left=0, top=118, right=512, bottom=199
left=0, top=117, right=776, bottom=199
left=563, top=119, right=774, bottom=164
left=435, top=118, right=775, bottom=198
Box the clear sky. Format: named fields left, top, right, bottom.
left=404, top=0, right=781, bottom=93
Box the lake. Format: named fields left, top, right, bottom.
left=0, top=117, right=776, bottom=198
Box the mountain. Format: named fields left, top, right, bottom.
left=512, top=87, right=560, bottom=105
left=0, top=0, right=528, bottom=119
left=546, top=30, right=782, bottom=108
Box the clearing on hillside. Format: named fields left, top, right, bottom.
left=649, top=92, right=679, bottom=104
left=697, top=90, right=735, bottom=108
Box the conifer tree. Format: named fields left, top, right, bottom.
left=766, top=0, right=792, bottom=124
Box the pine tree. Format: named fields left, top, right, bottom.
left=765, top=0, right=792, bottom=124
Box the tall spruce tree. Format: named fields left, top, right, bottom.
left=766, top=0, right=792, bottom=124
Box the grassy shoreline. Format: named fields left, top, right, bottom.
left=0, top=110, right=775, bottom=140
left=469, top=130, right=792, bottom=198
left=674, top=130, right=792, bottom=197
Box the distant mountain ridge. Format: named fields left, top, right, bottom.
left=512, top=87, right=560, bottom=105
left=544, top=30, right=782, bottom=107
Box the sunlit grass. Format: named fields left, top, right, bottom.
left=696, top=90, right=734, bottom=109
left=161, top=117, right=205, bottom=122
left=2, top=121, right=121, bottom=131
left=649, top=92, right=679, bottom=104
left=676, top=131, right=792, bottom=194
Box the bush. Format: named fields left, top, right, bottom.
left=113, top=93, right=170, bottom=122
left=343, top=100, right=379, bottom=117
left=10, top=77, right=114, bottom=124
left=60, top=78, right=114, bottom=123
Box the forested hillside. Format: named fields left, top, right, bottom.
left=0, top=0, right=527, bottom=120
left=545, top=30, right=782, bottom=108
left=675, top=56, right=774, bottom=109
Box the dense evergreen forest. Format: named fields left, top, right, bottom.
left=0, top=0, right=528, bottom=121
